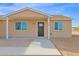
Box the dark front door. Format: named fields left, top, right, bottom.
left=38, top=22, right=44, bottom=37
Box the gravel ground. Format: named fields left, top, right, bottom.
left=50, top=31, right=79, bottom=56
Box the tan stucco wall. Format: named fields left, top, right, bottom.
left=8, top=18, right=48, bottom=38
left=8, top=9, right=48, bottom=38
left=0, top=19, right=72, bottom=38
left=0, top=20, right=6, bottom=38
left=50, top=20, right=72, bottom=38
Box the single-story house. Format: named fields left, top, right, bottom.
left=0, top=8, right=72, bottom=39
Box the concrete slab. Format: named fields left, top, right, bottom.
left=0, top=39, right=61, bottom=55
left=25, top=39, right=61, bottom=55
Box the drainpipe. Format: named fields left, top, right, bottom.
left=6, top=17, right=8, bottom=40
left=48, top=16, right=50, bottom=39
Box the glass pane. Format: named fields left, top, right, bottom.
left=58, top=22, right=63, bottom=30
left=22, top=27, right=27, bottom=30
left=55, top=22, right=63, bottom=30
left=39, top=23, right=43, bottom=27
left=21, top=22, right=29, bottom=30
left=55, top=22, right=58, bottom=30
left=16, top=22, right=21, bottom=30
left=21, top=22, right=27, bottom=27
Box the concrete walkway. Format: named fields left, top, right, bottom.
left=0, top=39, right=61, bottom=55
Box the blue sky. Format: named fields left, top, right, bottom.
left=0, top=3, right=79, bottom=27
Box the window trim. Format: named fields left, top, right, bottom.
left=54, top=21, right=64, bottom=31
left=15, top=22, right=22, bottom=31
left=15, top=21, right=29, bottom=31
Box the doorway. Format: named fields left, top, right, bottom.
left=38, top=22, right=44, bottom=37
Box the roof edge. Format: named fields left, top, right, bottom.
left=6, top=7, right=50, bottom=17
left=51, top=15, right=73, bottom=20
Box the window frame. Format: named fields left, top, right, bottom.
left=15, top=21, right=29, bottom=31
left=54, top=21, right=64, bottom=31
left=15, top=22, right=21, bottom=30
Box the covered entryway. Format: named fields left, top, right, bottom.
left=6, top=8, right=49, bottom=39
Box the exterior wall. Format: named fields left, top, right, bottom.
left=8, top=9, right=48, bottom=38
left=0, top=20, right=6, bottom=38
left=8, top=18, right=48, bottom=38
left=50, top=20, right=72, bottom=38
left=0, top=10, right=72, bottom=39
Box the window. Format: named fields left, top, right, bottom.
left=55, top=22, right=63, bottom=30
left=16, top=22, right=21, bottom=30
left=21, top=22, right=29, bottom=30
left=16, top=22, right=29, bottom=30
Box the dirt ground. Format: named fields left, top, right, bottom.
left=51, top=31, right=79, bottom=56
left=0, top=38, right=34, bottom=47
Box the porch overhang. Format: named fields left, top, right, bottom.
left=5, top=7, right=51, bottom=39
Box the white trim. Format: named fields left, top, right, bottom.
left=48, top=16, right=50, bottom=39
left=6, top=17, right=8, bottom=39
